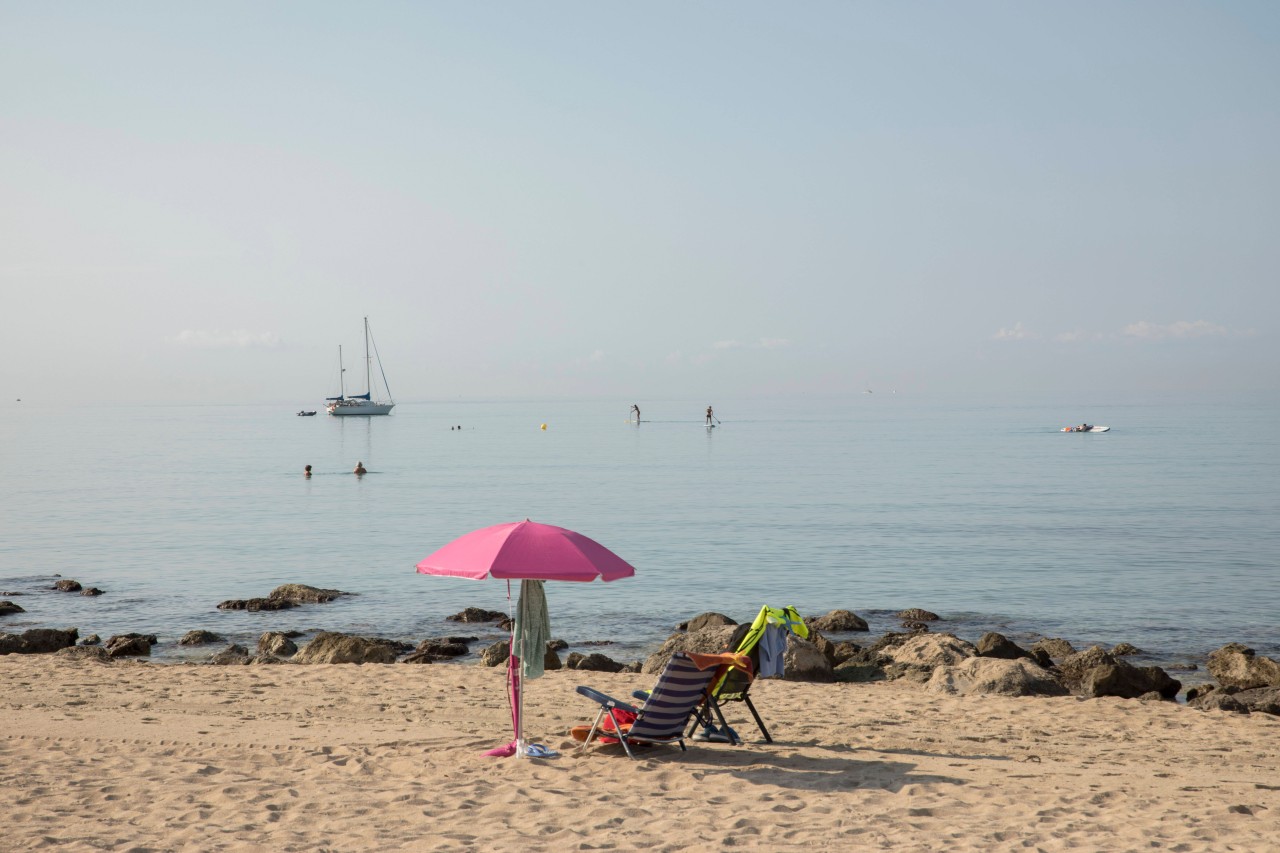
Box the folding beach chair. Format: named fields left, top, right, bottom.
left=696, top=605, right=808, bottom=744
left=574, top=651, right=750, bottom=759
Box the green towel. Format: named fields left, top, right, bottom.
left=514, top=579, right=551, bottom=680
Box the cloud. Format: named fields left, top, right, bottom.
left=758, top=337, right=790, bottom=349
left=713, top=339, right=744, bottom=350
left=166, top=329, right=281, bottom=348
left=1120, top=320, right=1228, bottom=340
left=586, top=349, right=605, bottom=364
left=992, top=322, right=1036, bottom=341
left=1054, top=329, right=1102, bottom=343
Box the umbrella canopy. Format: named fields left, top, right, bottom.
left=415, top=520, right=635, bottom=758
left=415, top=520, right=636, bottom=582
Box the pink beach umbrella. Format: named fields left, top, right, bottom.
left=416, top=520, right=636, bottom=757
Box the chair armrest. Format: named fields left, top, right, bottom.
left=576, top=685, right=639, bottom=714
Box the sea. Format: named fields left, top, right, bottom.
left=3, top=394, right=1278, bottom=681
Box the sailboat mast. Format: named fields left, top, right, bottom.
left=338, top=346, right=346, bottom=398
left=364, top=316, right=373, bottom=398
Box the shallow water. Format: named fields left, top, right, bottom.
left=3, top=394, right=1278, bottom=674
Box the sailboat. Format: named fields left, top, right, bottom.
left=326, top=317, right=395, bottom=416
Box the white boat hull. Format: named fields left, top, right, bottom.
left=328, top=401, right=394, bottom=416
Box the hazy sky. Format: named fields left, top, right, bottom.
left=3, top=2, right=1277, bottom=404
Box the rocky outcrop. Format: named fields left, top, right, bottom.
left=566, top=652, right=624, bottom=673
left=55, top=645, right=112, bottom=662
left=479, top=641, right=509, bottom=667
left=105, top=633, right=156, bottom=658
left=642, top=626, right=737, bottom=674
left=1206, top=643, right=1280, bottom=690
left=806, top=610, right=869, bottom=633
left=53, top=579, right=82, bottom=592
left=896, top=608, right=940, bottom=622
left=678, top=612, right=737, bottom=632
left=884, top=633, right=977, bottom=668
left=0, top=627, right=79, bottom=655
left=180, top=630, right=222, bottom=646
left=209, top=644, right=252, bottom=665
left=0, top=601, right=25, bottom=616
left=1030, top=638, right=1076, bottom=661
left=217, top=598, right=294, bottom=612
left=1058, top=645, right=1180, bottom=700
left=258, top=632, right=297, bottom=657
left=925, top=658, right=1068, bottom=697
left=80, top=634, right=100, bottom=646
left=80, top=587, right=105, bottom=596
left=268, top=584, right=349, bottom=604
left=292, top=632, right=401, bottom=664
left=448, top=607, right=507, bottom=623
left=975, top=632, right=1032, bottom=660
left=1111, top=642, right=1142, bottom=656
left=782, top=635, right=835, bottom=682
left=402, top=637, right=474, bottom=664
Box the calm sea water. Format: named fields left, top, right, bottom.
left=3, top=394, right=1278, bottom=677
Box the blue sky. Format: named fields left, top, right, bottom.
left=2, top=2, right=1276, bottom=403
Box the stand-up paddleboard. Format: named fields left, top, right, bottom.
left=1061, top=425, right=1109, bottom=432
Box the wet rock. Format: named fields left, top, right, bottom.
left=80, top=634, right=100, bottom=646
left=53, top=580, right=82, bottom=592
left=548, top=638, right=568, bottom=651
left=1030, top=638, right=1076, bottom=661
left=1206, top=643, right=1280, bottom=690
left=806, top=610, right=869, bottom=632
left=0, top=627, right=79, bottom=655
left=105, top=634, right=156, bottom=658
left=0, top=601, right=25, bottom=616
left=926, top=658, right=1069, bottom=697
left=412, top=638, right=471, bottom=658
left=209, top=644, right=252, bottom=665
left=896, top=608, right=940, bottom=622
left=976, top=632, right=1031, bottom=660
left=678, top=612, right=737, bottom=632
left=250, top=655, right=288, bottom=665
left=217, top=598, right=294, bottom=612
left=567, top=652, right=624, bottom=673
left=268, top=584, right=349, bottom=604
left=179, top=630, right=222, bottom=646
left=292, top=632, right=400, bottom=664
left=1082, top=664, right=1180, bottom=700
left=447, top=607, right=508, bottom=624
left=1111, top=642, right=1143, bottom=656
left=258, top=632, right=297, bottom=657
left=1184, top=684, right=1217, bottom=702
left=1059, top=645, right=1180, bottom=699
left=543, top=646, right=562, bottom=671
left=80, top=587, right=105, bottom=597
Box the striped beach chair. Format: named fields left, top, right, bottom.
left=574, top=651, right=748, bottom=759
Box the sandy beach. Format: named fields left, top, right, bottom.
left=3, top=656, right=1278, bottom=852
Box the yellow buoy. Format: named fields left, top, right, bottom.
left=540, top=423, right=547, bottom=430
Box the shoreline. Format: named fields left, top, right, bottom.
left=4, top=655, right=1279, bottom=851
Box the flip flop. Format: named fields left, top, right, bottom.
left=525, top=743, right=558, bottom=759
